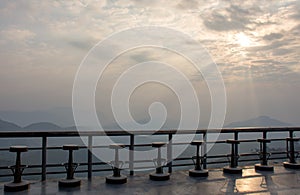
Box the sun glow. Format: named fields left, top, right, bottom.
left=236, top=33, right=252, bottom=47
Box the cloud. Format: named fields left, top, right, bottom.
left=272, top=48, right=292, bottom=56
left=0, top=28, right=35, bottom=42
left=176, top=0, right=199, bottom=10
left=263, top=33, right=283, bottom=41
left=202, top=2, right=264, bottom=32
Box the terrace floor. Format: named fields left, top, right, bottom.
left=0, top=165, right=300, bottom=195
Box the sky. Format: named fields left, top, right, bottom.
left=0, top=0, right=300, bottom=128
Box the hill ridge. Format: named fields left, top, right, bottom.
left=225, top=115, right=292, bottom=128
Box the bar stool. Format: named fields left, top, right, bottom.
left=255, top=139, right=274, bottom=171
left=223, top=140, right=242, bottom=174
left=149, top=142, right=170, bottom=181
left=58, top=144, right=81, bottom=188
left=4, top=146, right=29, bottom=192
left=189, top=140, right=208, bottom=177
left=106, top=144, right=127, bottom=184
left=283, top=137, right=300, bottom=169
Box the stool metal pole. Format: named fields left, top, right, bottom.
left=67, top=149, right=74, bottom=179
left=230, top=142, right=236, bottom=168
left=261, top=141, right=267, bottom=166
left=14, top=151, right=22, bottom=183
left=223, top=140, right=242, bottom=174
left=106, top=144, right=127, bottom=184
left=189, top=140, right=208, bottom=177
left=4, top=146, right=29, bottom=192
left=113, top=148, right=121, bottom=177
left=156, top=147, right=162, bottom=174
left=195, top=144, right=201, bottom=170
left=59, top=144, right=81, bottom=188
left=255, top=138, right=273, bottom=171
left=283, top=132, right=300, bottom=169
left=150, top=142, right=170, bottom=181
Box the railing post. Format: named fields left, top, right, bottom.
left=262, top=131, right=268, bottom=165
left=167, top=133, right=173, bottom=173
left=203, top=132, right=207, bottom=169
left=283, top=130, right=300, bottom=169
left=234, top=131, right=239, bottom=167
left=129, top=134, right=134, bottom=176
left=41, top=136, right=47, bottom=181
left=88, top=135, right=93, bottom=180
left=289, top=130, right=295, bottom=163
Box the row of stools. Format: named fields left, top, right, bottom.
left=223, top=137, right=300, bottom=174
left=4, top=137, right=300, bottom=192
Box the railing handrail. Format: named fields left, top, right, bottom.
left=0, top=126, right=299, bottom=137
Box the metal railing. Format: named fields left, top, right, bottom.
left=0, top=127, right=299, bottom=181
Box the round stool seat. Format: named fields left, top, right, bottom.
left=9, top=146, right=28, bottom=153
left=109, top=144, right=125, bottom=149
left=152, top=142, right=166, bottom=148
left=226, top=140, right=240, bottom=144
left=63, top=144, right=79, bottom=150
left=286, top=137, right=300, bottom=142
left=257, top=139, right=271, bottom=143
left=191, top=140, right=203, bottom=146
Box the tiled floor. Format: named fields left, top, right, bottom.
left=1, top=165, right=300, bottom=195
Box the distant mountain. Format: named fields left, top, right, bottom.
left=0, top=115, right=294, bottom=131
left=24, top=122, right=62, bottom=130
left=0, top=118, right=22, bottom=131
left=225, top=116, right=292, bottom=128
left=0, top=107, right=74, bottom=127
left=0, top=117, right=85, bottom=131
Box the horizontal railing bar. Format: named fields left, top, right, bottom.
left=0, top=127, right=299, bottom=138
left=0, top=138, right=290, bottom=151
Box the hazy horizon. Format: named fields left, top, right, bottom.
left=0, top=109, right=297, bottom=128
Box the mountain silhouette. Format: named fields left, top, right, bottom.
left=0, top=117, right=82, bottom=131
left=0, top=118, right=22, bottom=131
left=23, top=122, right=62, bottom=130
left=225, top=116, right=292, bottom=128
left=0, top=116, right=293, bottom=131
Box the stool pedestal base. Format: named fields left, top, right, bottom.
left=189, top=169, right=208, bottom=177
left=149, top=172, right=170, bottom=181
left=58, top=179, right=81, bottom=188
left=283, top=162, right=300, bottom=169
left=223, top=166, right=242, bottom=174
left=106, top=175, right=127, bottom=184
left=255, top=163, right=274, bottom=171
left=4, top=181, right=29, bottom=192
